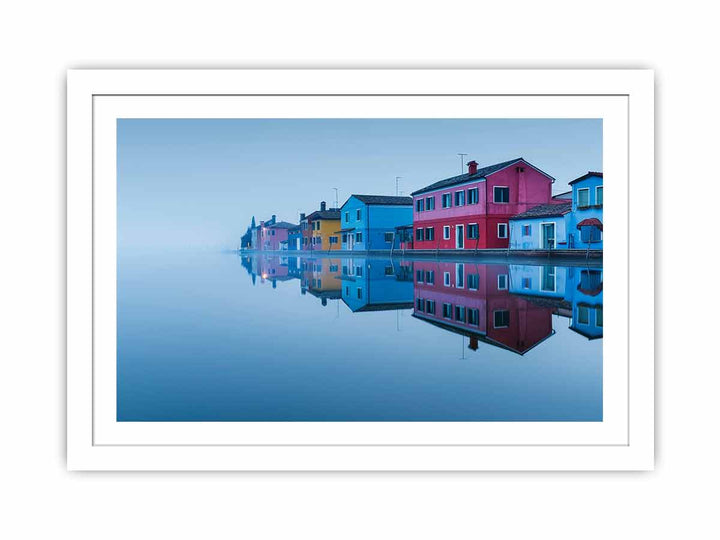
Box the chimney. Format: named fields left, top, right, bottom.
left=320, top=201, right=327, bottom=211
left=467, top=161, right=478, bottom=175
left=300, top=212, right=306, bottom=221
left=271, top=214, right=276, bottom=222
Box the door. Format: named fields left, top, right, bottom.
left=456, top=225, right=464, bottom=249
left=347, top=233, right=354, bottom=251
left=541, top=223, right=555, bottom=249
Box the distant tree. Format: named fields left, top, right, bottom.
left=250, top=216, right=256, bottom=229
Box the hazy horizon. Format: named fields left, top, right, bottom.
left=117, top=118, right=602, bottom=251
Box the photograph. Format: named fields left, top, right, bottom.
left=117, top=118, right=604, bottom=422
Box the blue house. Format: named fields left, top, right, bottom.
left=566, top=172, right=603, bottom=250
left=287, top=224, right=302, bottom=251
left=508, top=172, right=603, bottom=251
left=339, top=195, right=413, bottom=251
left=339, top=257, right=414, bottom=312
left=509, top=202, right=572, bottom=250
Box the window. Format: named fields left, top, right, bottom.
left=416, top=298, right=426, bottom=311
left=345, top=286, right=349, bottom=295
left=329, top=236, right=338, bottom=244
left=454, top=306, right=466, bottom=322
left=342, top=265, right=348, bottom=275
left=468, top=308, right=479, bottom=325
left=497, top=274, right=508, bottom=290
left=577, top=305, right=590, bottom=325
left=522, top=277, right=531, bottom=289
left=355, top=232, right=363, bottom=243
left=341, top=233, right=347, bottom=243
left=355, top=265, right=363, bottom=277
left=426, top=196, right=435, bottom=210
left=494, top=186, right=510, bottom=203
left=384, top=266, right=394, bottom=276
left=468, top=187, right=479, bottom=204
left=443, top=272, right=451, bottom=286
left=596, top=186, right=603, bottom=206
left=425, top=270, right=435, bottom=284
left=522, top=224, right=531, bottom=236
left=316, top=279, right=322, bottom=288
left=356, top=209, right=362, bottom=220
left=467, top=273, right=479, bottom=290
left=580, top=226, right=602, bottom=243
left=425, top=227, right=434, bottom=241
left=344, top=211, right=349, bottom=223
left=329, top=264, right=338, bottom=272
left=384, top=231, right=394, bottom=243
left=577, top=188, right=590, bottom=208
left=357, top=287, right=363, bottom=299
left=426, top=300, right=436, bottom=315
left=596, top=306, right=603, bottom=327
left=416, top=269, right=424, bottom=283
left=271, top=230, right=276, bottom=236
left=454, top=190, right=465, bottom=206
left=443, top=226, right=450, bottom=240
left=467, top=223, right=479, bottom=239
left=442, top=303, right=452, bottom=318
left=442, top=193, right=452, bottom=208
left=497, top=223, right=508, bottom=239
left=416, top=199, right=424, bottom=212
left=415, top=228, right=424, bottom=241
left=455, top=263, right=464, bottom=288
left=493, top=310, right=510, bottom=328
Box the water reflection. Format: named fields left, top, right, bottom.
left=119, top=252, right=602, bottom=421
left=240, top=254, right=603, bottom=354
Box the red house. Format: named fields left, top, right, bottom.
left=411, top=158, right=556, bottom=250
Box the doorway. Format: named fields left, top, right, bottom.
left=456, top=225, right=464, bottom=249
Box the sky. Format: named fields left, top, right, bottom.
left=117, top=118, right=602, bottom=250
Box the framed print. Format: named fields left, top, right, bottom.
left=67, top=69, right=654, bottom=470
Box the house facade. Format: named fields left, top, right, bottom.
left=410, top=158, right=555, bottom=250
left=508, top=202, right=572, bottom=250
left=260, top=221, right=296, bottom=251
left=306, top=202, right=341, bottom=251
left=566, top=172, right=603, bottom=250
left=339, top=195, right=413, bottom=251
left=287, top=224, right=302, bottom=251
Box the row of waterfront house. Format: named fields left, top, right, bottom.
left=242, top=255, right=603, bottom=356
left=241, top=158, right=603, bottom=253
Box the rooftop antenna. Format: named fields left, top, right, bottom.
left=395, top=176, right=402, bottom=196
left=457, top=153, right=467, bottom=174
left=332, top=187, right=339, bottom=209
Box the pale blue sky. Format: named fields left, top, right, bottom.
left=117, top=118, right=601, bottom=250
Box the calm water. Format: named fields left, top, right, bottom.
left=117, top=252, right=603, bottom=421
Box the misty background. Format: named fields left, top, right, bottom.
left=117, top=118, right=602, bottom=251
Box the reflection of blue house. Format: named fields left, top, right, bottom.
left=509, top=202, right=572, bottom=250
left=339, top=195, right=413, bottom=251
left=567, top=172, right=603, bottom=250
left=509, top=263, right=603, bottom=340
left=340, top=258, right=414, bottom=312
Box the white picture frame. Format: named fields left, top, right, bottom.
left=67, top=69, right=654, bottom=471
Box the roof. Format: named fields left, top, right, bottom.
left=411, top=158, right=554, bottom=196
left=552, top=190, right=572, bottom=200
left=568, top=171, right=603, bottom=185
left=348, top=195, right=413, bottom=206
left=306, top=209, right=341, bottom=220
left=268, top=221, right=297, bottom=229
left=509, top=202, right=572, bottom=220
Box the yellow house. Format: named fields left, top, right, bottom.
left=307, top=203, right=341, bottom=252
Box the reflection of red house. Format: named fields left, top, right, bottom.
left=412, top=261, right=554, bottom=355
left=411, top=158, right=556, bottom=250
